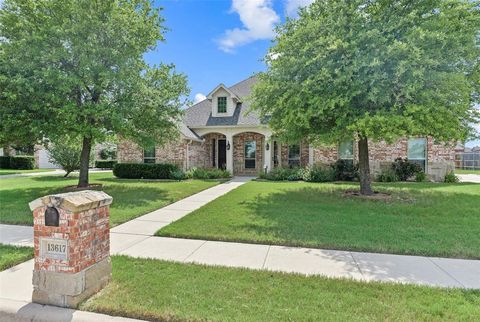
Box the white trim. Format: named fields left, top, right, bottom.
left=206, top=83, right=241, bottom=101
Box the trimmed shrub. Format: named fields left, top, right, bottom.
left=391, top=158, right=423, bottom=181
left=377, top=168, right=399, bottom=182
left=186, top=167, right=231, bottom=179
left=10, top=156, right=35, bottom=170
left=95, top=160, right=117, bottom=169
left=113, top=163, right=179, bottom=179
left=0, top=156, right=12, bottom=169
left=302, top=164, right=335, bottom=182
left=444, top=171, right=459, bottom=183
left=415, top=171, right=427, bottom=182
left=259, top=167, right=303, bottom=181
left=331, top=160, right=358, bottom=181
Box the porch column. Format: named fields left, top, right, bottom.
left=264, top=136, right=272, bottom=172
left=226, top=133, right=233, bottom=174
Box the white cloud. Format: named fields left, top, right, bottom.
left=285, top=0, right=315, bottom=17
left=218, top=0, right=280, bottom=53
left=193, top=93, right=207, bottom=104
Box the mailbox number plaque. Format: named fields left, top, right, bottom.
left=40, top=238, right=68, bottom=260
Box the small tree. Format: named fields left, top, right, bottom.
left=0, top=0, right=189, bottom=187
left=47, top=139, right=93, bottom=177
left=252, top=0, right=479, bottom=194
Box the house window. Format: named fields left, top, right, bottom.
left=143, top=146, right=156, bottom=164
left=217, top=97, right=227, bottom=113
left=244, top=140, right=256, bottom=169
left=408, top=138, right=427, bottom=170
left=338, top=141, right=354, bottom=159
left=288, top=144, right=300, bottom=167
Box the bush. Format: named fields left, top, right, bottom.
left=377, top=168, right=399, bottom=182
left=391, top=158, right=423, bottom=181
left=170, top=169, right=187, bottom=181
left=99, top=147, right=117, bottom=160
left=302, top=164, right=335, bottom=182
left=0, top=156, right=35, bottom=169
left=47, top=139, right=94, bottom=177
left=186, top=167, right=231, bottom=179
left=113, top=163, right=179, bottom=179
left=259, top=167, right=303, bottom=181
left=0, top=156, right=11, bottom=169
left=10, top=156, right=35, bottom=169
left=331, top=160, right=358, bottom=181
left=444, top=171, right=459, bottom=183
left=415, top=171, right=427, bottom=182
left=95, top=160, right=117, bottom=169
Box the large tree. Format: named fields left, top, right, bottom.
left=0, top=0, right=188, bottom=187
left=252, top=0, right=479, bottom=194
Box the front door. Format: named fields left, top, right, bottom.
left=218, top=139, right=227, bottom=170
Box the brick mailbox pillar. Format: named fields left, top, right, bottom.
left=29, top=190, right=113, bottom=308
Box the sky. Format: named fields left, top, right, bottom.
left=146, top=0, right=312, bottom=104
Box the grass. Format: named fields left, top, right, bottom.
left=158, top=181, right=480, bottom=259
left=0, top=168, right=55, bottom=176
left=455, top=169, right=480, bottom=175
left=81, top=256, right=480, bottom=322
left=0, top=244, right=33, bottom=270
left=0, top=172, right=221, bottom=226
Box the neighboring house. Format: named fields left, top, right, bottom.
left=117, top=75, right=455, bottom=181
left=0, top=145, right=59, bottom=169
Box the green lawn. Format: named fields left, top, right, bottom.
left=158, top=181, right=480, bottom=259
left=0, top=244, right=33, bottom=271
left=0, top=173, right=221, bottom=226
left=455, top=169, right=480, bottom=175
left=0, top=168, right=55, bottom=176
left=81, top=256, right=480, bottom=322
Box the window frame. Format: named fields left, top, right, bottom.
left=244, top=140, right=256, bottom=169
left=288, top=144, right=301, bottom=168
left=408, top=138, right=427, bottom=171
left=338, top=141, right=354, bottom=161
left=217, top=96, right=227, bottom=113
left=143, top=146, right=156, bottom=164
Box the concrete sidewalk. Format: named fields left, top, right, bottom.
left=458, top=174, right=480, bottom=183
left=0, top=169, right=112, bottom=179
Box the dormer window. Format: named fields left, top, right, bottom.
left=217, top=97, right=227, bottom=113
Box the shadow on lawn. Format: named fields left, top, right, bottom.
left=239, top=185, right=480, bottom=259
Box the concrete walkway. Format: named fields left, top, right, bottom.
left=458, top=174, right=480, bottom=183
left=0, top=169, right=112, bottom=179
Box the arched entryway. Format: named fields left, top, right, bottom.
left=232, top=132, right=265, bottom=175
left=202, top=132, right=227, bottom=170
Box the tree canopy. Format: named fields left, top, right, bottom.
left=0, top=0, right=189, bottom=186
left=252, top=0, right=480, bottom=194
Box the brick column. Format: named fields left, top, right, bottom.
left=226, top=133, right=233, bottom=174
left=29, top=190, right=113, bottom=308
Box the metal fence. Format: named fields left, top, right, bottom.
left=455, top=151, right=480, bottom=170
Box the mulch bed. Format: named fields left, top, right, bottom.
left=343, top=190, right=392, bottom=201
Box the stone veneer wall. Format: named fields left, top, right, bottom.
left=233, top=132, right=264, bottom=175
left=117, top=140, right=143, bottom=163
left=188, top=141, right=208, bottom=169
left=311, top=137, right=455, bottom=181
left=155, top=140, right=187, bottom=169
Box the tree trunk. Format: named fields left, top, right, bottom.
left=358, top=136, right=374, bottom=195
left=78, top=136, right=92, bottom=188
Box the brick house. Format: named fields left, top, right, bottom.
left=118, top=75, right=455, bottom=181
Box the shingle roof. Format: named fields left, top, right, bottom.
left=184, top=75, right=262, bottom=128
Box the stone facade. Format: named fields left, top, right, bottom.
left=29, top=190, right=112, bottom=308
left=117, top=139, right=143, bottom=163
left=117, top=135, right=455, bottom=180
left=233, top=132, right=264, bottom=175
